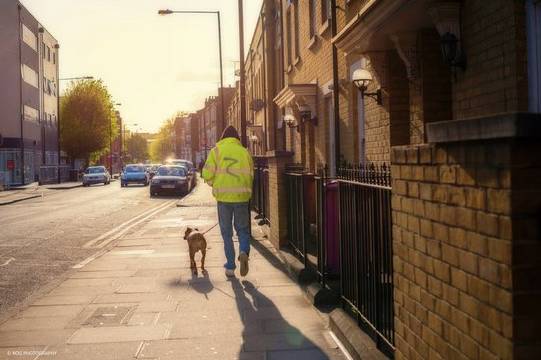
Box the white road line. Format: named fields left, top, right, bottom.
left=83, top=201, right=173, bottom=248
left=95, top=201, right=175, bottom=249
left=73, top=201, right=175, bottom=269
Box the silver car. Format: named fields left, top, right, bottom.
left=82, top=166, right=111, bottom=186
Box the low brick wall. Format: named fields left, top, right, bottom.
left=391, top=141, right=515, bottom=359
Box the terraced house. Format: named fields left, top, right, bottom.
left=234, top=0, right=541, bottom=359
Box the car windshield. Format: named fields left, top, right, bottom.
left=86, top=167, right=105, bottom=174
left=125, top=166, right=144, bottom=173
left=157, top=167, right=186, bottom=177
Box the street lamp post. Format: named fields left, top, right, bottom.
left=158, top=9, right=226, bottom=139
left=57, top=75, right=93, bottom=183
left=111, top=103, right=121, bottom=175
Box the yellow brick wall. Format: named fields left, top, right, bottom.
left=282, top=0, right=350, bottom=170
left=391, top=142, right=514, bottom=360
left=453, top=0, right=529, bottom=119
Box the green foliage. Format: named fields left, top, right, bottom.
left=60, top=79, right=118, bottom=164
left=149, top=118, right=175, bottom=163
left=126, top=134, right=148, bottom=163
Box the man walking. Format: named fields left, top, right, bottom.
left=202, top=126, right=253, bottom=277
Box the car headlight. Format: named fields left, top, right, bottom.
left=152, top=179, right=160, bottom=184
left=177, top=179, right=186, bottom=184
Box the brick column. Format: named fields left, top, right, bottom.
left=391, top=113, right=541, bottom=360
left=267, top=151, right=293, bottom=249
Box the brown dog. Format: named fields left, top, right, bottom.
left=183, top=227, right=207, bottom=275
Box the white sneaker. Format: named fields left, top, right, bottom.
left=225, top=269, right=235, bottom=277
left=239, top=252, right=249, bottom=277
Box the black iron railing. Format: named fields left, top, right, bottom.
left=285, top=165, right=306, bottom=262
left=252, top=158, right=270, bottom=224
left=284, top=163, right=394, bottom=357
left=337, top=164, right=394, bottom=356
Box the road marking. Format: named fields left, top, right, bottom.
left=83, top=201, right=174, bottom=248
left=0, top=257, right=15, bottom=267
left=94, top=201, right=175, bottom=249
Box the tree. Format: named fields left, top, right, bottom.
left=126, top=134, right=148, bottom=162
left=149, top=112, right=186, bottom=163
left=60, top=79, right=118, bottom=165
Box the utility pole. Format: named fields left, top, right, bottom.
left=238, top=0, right=247, bottom=147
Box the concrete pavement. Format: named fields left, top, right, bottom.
left=0, top=182, right=349, bottom=360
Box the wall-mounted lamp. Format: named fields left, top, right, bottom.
left=428, top=2, right=466, bottom=71
left=352, top=68, right=382, bottom=105
left=283, top=114, right=299, bottom=130
left=297, top=104, right=318, bottom=126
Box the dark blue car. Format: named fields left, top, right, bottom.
left=121, top=164, right=149, bottom=187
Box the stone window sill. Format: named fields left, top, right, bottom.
left=307, top=36, right=317, bottom=51
left=426, top=112, right=541, bottom=143
left=319, top=20, right=330, bottom=36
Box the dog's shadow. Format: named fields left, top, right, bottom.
left=187, top=270, right=214, bottom=299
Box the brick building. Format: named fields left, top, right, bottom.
left=0, top=1, right=60, bottom=185
left=244, top=0, right=541, bottom=359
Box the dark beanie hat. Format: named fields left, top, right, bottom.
left=221, top=125, right=240, bottom=140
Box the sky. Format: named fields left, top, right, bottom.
left=20, top=0, right=263, bottom=133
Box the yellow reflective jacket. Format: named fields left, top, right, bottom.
left=202, top=137, right=254, bottom=203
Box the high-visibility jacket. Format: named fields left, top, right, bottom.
left=202, top=137, right=254, bottom=203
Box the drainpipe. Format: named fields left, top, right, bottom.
left=331, top=0, right=340, bottom=171
left=261, top=8, right=269, bottom=154
left=17, top=4, right=25, bottom=184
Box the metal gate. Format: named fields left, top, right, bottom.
left=337, top=164, right=394, bottom=356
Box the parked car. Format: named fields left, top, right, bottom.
left=166, top=159, right=196, bottom=188
left=150, top=165, right=190, bottom=196
left=121, top=164, right=149, bottom=187
left=144, top=164, right=160, bottom=179
left=82, top=166, right=111, bottom=186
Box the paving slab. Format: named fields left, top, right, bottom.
left=40, top=342, right=140, bottom=360
left=67, top=324, right=170, bottom=344
left=0, top=317, right=73, bottom=331
left=32, top=295, right=96, bottom=306
left=0, top=330, right=74, bottom=347
left=0, top=346, right=49, bottom=360
left=18, top=305, right=84, bottom=318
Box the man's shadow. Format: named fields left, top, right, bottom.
left=230, top=278, right=330, bottom=359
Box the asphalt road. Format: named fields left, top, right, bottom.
left=0, top=182, right=178, bottom=322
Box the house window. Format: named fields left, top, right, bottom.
left=21, top=64, right=38, bottom=88
left=527, top=0, right=541, bottom=112
left=46, top=46, right=50, bottom=62
left=53, top=52, right=56, bottom=65
left=21, top=24, right=37, bottom=52
left=24, top=105, right=39, bottom=124
left=322, top=0, right=332, bottom=24
left=309, top=0, right=316, bottom=39
left=286, top=8, right=292, bottom=66
left=293, top=1, right=300, bottom=59
left=42, top=43, right=46, bottom=58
